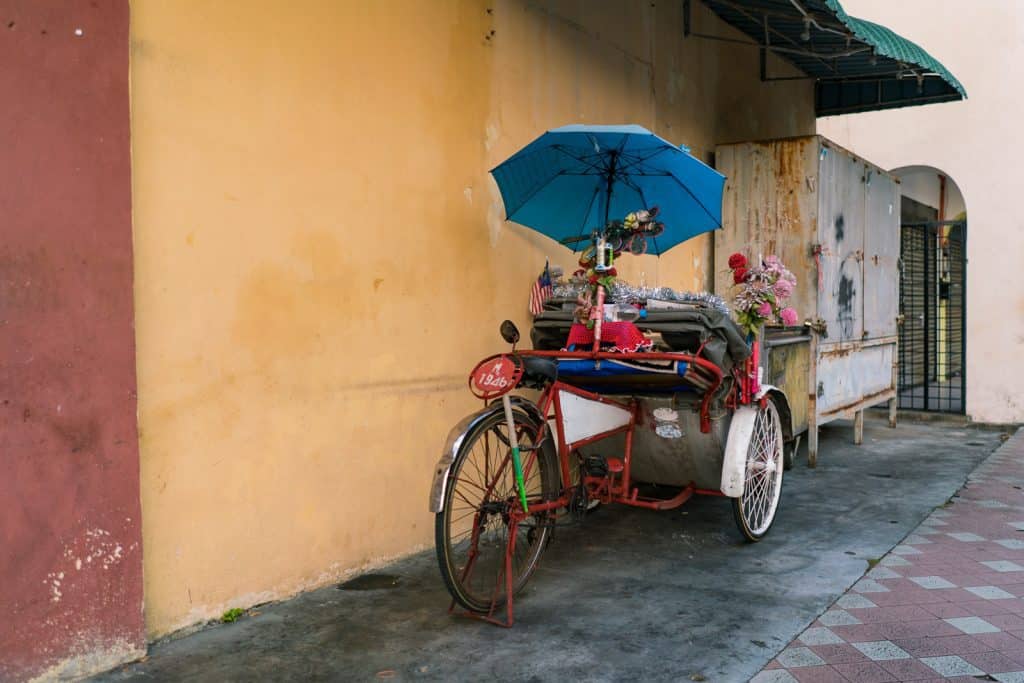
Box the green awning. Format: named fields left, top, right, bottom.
left=694, top=0, right=966, bottom=115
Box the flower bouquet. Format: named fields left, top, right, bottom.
left=571, top=208, right=664, bottom=326
left=727, top=253, right=798, bottom=337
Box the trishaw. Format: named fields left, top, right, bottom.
left=427, top=125, right=793, bottom=626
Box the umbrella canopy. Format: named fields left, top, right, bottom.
left=490, top=124, right=725, bottom=255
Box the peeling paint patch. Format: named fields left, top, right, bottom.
left=26, top=637, right=144, bottom=683
left=487, top=181, right=504, bottom=248
left=484, top=121, right=501, bottom=152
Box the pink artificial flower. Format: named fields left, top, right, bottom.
left=756, top=301, right=773, bottom=317
left=763, top=254, right=781, bottom=267
left=773, top=278, right=794, bottom=299
left=780, top=307, right=798, bottom=326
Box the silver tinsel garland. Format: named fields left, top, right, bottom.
left=551, top=281, right=730, bottom=314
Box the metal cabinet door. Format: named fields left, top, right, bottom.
left=862, top=170, right=900, bottom=340
left=816, top=144, right=865, bottom=343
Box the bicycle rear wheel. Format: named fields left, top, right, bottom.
left=435, top=408, right=559, bottom=613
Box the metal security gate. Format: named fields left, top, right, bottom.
left=898, top=207, right=966, bottom=413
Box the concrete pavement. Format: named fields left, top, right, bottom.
left=95, top=419, right=1006, bottom=682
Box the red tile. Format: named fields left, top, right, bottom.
left=855, top=605, right=936, bottom=623
left=921, top=602, right=973, bottom=619
left=764, top=659, right=782, bottom=669
left=893, top=634, right=990, bottom=657
left=959, top=599, right=1013, bottom=616
left=973, top=630, right=1024, bottom=650
left=987, top=613, right=1024, bottom=630
left=829, top=623, right=887, bottom=643
left=809, top=643, right=868, bottom=665
left=831, top=661, right=897, bottom=682
left=878, top=658, right=948, bottom=681
left=961, top=650, right=1024, bottom=674
left=875, top=619, right=962, bottom=639
left=1001, top=647, right=1024, bottom=667
left=924, top=588, right=985, bottom=603
left=791, top=665, right=848, bottom=683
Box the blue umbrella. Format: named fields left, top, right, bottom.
left=490, top=124, right=725, bottom=254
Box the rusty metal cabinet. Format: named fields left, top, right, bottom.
left=714, top=135, right=899, bottom=466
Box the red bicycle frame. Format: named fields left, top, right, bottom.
left=454, top=346, right=750, bottom=627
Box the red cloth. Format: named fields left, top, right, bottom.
left=564, top=322, right=652, bottom=353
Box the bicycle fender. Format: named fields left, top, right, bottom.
left=428, top=397, right=547, bottom=513
left=720, top=405, right=758, bottom=498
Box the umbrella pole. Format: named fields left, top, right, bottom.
left=592, top=153, right=617, bottom=356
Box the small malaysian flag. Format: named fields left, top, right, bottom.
left=528, top=261, right=553, bottom=316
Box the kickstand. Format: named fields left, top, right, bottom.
left=447, top=520, right=518, bottom=627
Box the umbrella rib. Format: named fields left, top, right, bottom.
left=569, top=184, right=603, bottom=248
left=503, top=172, right=563, bottom=221
left=550, top=145, right=608, bottom=175
left=616, top=147, right=673, bottom=173
left=663, top=172, right=724, bottom=230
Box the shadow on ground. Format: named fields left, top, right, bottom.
left=97, top=419, right=1004, bottom=682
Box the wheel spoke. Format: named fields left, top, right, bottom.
left=437, top=411, right=555, bottom=612
left=738, top=401, right=784, bottom=538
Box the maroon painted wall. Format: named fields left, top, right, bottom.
left=0, top=2, right=144, bottom=679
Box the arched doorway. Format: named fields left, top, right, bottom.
left=892, top=166, right=966, bottom=413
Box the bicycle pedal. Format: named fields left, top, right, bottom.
left=582, top=454, right=609, bottom=478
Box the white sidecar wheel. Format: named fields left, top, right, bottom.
left=731, top=398, right=784, bottom=542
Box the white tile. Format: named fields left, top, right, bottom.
left=909, top=575, right=956, bottom=589
left=750, top=671, right=798, bottom=683
left=996, top=538, right=1024, bottom=550
left=945, top=616, right=1001, bottom=634
left=948, top=532, right=986, bottom=542
left=965, top=585, right=1016, bottom=600
left=798, top=627, right=844, bottom=646
left=853, top=579, right=890, bottom=593
left=776, top=646, right=825, bottom=668
left=994, top=672, right=1024, bottom=683
left=983, top=560, right=1024, bottom=573
left=978, top=499, right=1012, bottom=508
left=880, top=555, right=912, bottom=567
left=868, top=566, right=901, bottom=580
left=920, top=655, right=985, bottom=677
left=904, top=534, right=933, bottom=545
left=852, top=640, right=911, bottom=661
left=836, top=594, right=877, bottom=609
left=892, top=545, right=922, bottom=555
left=818, top=609, right=862, bottom=626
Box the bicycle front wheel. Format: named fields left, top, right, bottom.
left=435, top=408, right=558, bottom=613
left=731, top=398, right=784, bottom=542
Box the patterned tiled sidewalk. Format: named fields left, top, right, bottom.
left=754, top=428, right=1024, bottom=683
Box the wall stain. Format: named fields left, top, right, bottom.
left=50, top=418, right=100, bottom=454
left=836, top=260, right=857, bottom=340
left=834, top=214, right=845, bottom=242
left=231, top=229, right=365, bottom=367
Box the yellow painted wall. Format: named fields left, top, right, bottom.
left=130, top=0, right=814, bottom=636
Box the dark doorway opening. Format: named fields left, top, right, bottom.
left=898, top=196, right=966, bottom=413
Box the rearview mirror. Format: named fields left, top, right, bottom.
left=499, top=320, right=520, bottom=346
